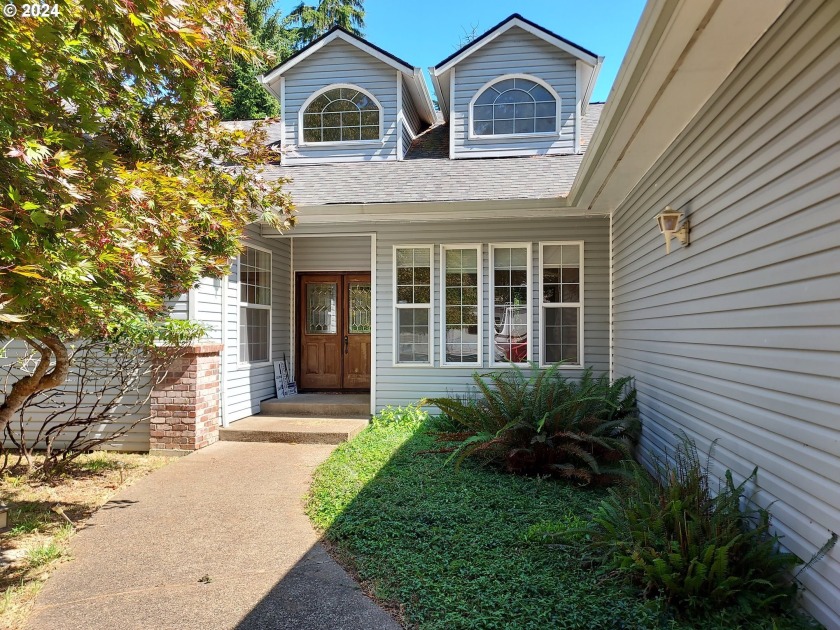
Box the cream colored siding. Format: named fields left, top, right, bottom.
left=292, top=235, right=371, bottom=271
left=0, top=340, right=151, bottom=452
left=288, top=215, right=609, bottom=409
left=282, top=38, right=399, bottom=164
left=451, top=26, right=576, bottom=158
left=216, top=225, right=292, bottom=422
left=610, top=1, right=840, bottom=624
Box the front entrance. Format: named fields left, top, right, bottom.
left=297, top=272, right=372, bottom=391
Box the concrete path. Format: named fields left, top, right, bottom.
left=26, top=442, right=400, bottom=630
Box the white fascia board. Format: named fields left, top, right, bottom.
left=429, top=68, right=449, bottom=122
left=262, top=30, right=413, bottom=85
left=580, top=56, right=604, bottom=115
left=407, top=68, right=437, bottom=125
left=434, top=18, right=598, bottom=76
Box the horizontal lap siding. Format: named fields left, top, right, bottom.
left=224, top=225, right=292, bottom=422
left=0, top=340, right=151, bottom=452
left=452, top=27, right=576, bottom=158
left=290, top=217, right=609, bottom=410
left=610, top=0, right=840, bottom=625
left=165, top=294, right=189, bottom=320
left=292, top=236, right=371, bottom=271
left=283, top=38, right=398, bottom=164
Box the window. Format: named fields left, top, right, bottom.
left=540, top=243, right=583, bottom=367
left=394, top=246, right=433, bottom=365
left=301, top=85, right=381, bottom=143
left=471, top=76, right=558, bottom=137
left=441, top=245, right=482, bottom=366
left=239, top=246, right=271, bottom=364
left=491, top=244, right=531, bottom=366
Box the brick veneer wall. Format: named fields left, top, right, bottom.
left=149, top=343, right=223, bottom=453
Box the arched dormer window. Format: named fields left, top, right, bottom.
left=300, top=84, right=382, bottom=144
left=470, top=75, right=559, bottom=138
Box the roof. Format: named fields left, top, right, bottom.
left=259, top=103, right=604, bottom=206
left=263, top=26, right=414, bottom=81
left=434, top=14, right=599, bottom=71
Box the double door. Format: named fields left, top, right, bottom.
left=297, top=273, right=371, bottom=391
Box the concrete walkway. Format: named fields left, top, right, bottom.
left=26, top=442, right=400, bottom=630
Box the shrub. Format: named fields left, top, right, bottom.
left=424, top=365, right=639, bottom=483
left=573, top=435, right=806, bottom=614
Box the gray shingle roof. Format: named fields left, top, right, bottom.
left=251, top=103, right=604, bottom=206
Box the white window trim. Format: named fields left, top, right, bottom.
left=468, top=73, right=562, bottom=141
left=440, top=243, right=483, bottom=367
left=538, top=241, right=584, bottom=369
left=489, top=243, right=533, bottom=368
left=392, top=245, right=434, bottom=367
left=237, top=242, right=273, bottom=368
left=298, top=83, right=385, bottom=147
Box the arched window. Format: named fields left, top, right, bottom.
left=471, top=76, right=558, bottom=137
left=301, top=85, right=381, bottom=143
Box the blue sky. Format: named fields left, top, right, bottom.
left=273, top=0, right=647, bottom=103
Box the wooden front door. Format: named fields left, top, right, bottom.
left=297, top=273, right=372, bottom=391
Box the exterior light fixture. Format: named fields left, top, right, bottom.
left=655, top=206, right=690, bottom=254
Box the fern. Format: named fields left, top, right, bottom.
left=423, top=364, right=639, bottom=483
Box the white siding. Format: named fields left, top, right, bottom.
left=220, top=225, right=292, bottom=422
left=451, top=26, right=577, bottom=158
left=282, top=38, right=399, bottom=164
left=611, top=1, right=840, bottom=625
left=402, top=81, right=421, bottom=135
left=165, top=293, right=189, bottom=320
left=288, top=215, right=609, bottom=410
left=292, top=235, right=371, bottom=271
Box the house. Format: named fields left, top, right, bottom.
left=3, top=1, right=838, bottom=625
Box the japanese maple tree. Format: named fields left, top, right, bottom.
left=0, top=0, right=294, bottom=431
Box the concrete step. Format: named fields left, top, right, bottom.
left=260, top=393, right=370, bottom=419
left=219, top=415, right=368, bottom=445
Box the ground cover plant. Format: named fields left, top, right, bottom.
left=0, top=452, right=170, bottom=629
left=425, top=366, right=639, bottom=483
left=306, top=407, right=820, bottom=629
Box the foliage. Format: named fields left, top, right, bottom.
left=285, top=0, right=365, bottom=48
left=370, top=403, right=428, bottom=429
left=0, top=0, right=294, bottom=434
left=569, top=435, right=811, bottom=616
left=425, top=365, right=639, bottom=483
left=307, top=411, right=819, bottom=629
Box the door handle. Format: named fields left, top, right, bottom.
left=344, top=335, right=349, bottom=354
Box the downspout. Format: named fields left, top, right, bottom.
left=219, top=273, right=229, bottom=427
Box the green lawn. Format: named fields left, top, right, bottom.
left=306, top=412, right=820, bottom=630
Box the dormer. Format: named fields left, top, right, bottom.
left=430, top=14, right=603, bottom=159
left=260, top=27, right=436, bottom=165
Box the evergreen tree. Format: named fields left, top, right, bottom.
left=285, top=0, right=365, bottom=49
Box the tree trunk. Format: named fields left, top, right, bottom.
left=0, top=335, right=69, bottom=433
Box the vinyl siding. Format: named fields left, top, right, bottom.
left=292, top=235, right=371, bottom=271
left=165, top=293, right=189, bottom=320
left=611, top=1, right=840, bottom=625
left=0, top=340, right=151, bottom=452
left=402, top=81, right=420, bottom=135
left=287, top=215, right=609, bottom=410
left=400, top=120, right=412, bottom=159
left=451, top=26, right=577, bottom=159
left=216, top=225, right=292, bottom=422
left=282, top=38, right=399, bottom=164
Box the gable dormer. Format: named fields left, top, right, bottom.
left=260, top=27, right=435, bottom=165
left=430, top=14, right=603, bottom=159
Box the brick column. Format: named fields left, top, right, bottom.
left=149, top=343, right=224, bottom=455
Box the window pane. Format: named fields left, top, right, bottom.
left=494, top=119, right=514, bottom=135
left=530, top=85, right=553, bottom=101
left=398, top=308, right=429, bottom=363
left=303, top=88, right=379, bottom=143
left=444, top=248, right=480, bottom=364
left=474, top=120, right=493, bottom=136
left=306, top=283, right=337, bottom=334
left=240, top=307, right=269, bottom=363
left=395, top=248, right=431, bottom=305
left=515, top=102, right=535, bottom=118
left=348, top=283, right=372, bottom=334
left=535, top=117, right=556, bottom=133
left=473, top=104, right=493, bottom=121
left=240, top=247, right=271, bottom=307
left=514, top=118, right=535, bottom=134
left=493, top=247, right=529, bottom=364
left=535, top=102, right=555, bottom=117
left=476, top=88, right=497, bottom=105
left=473, top=78, right=557, bottom=137
left=544, top=307, right=578, bottom=364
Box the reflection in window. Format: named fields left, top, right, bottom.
left=306, top=283, right=337, bottom=334
left=239, top=247, right=271, bottom=363
left=395, top=247, right=432, bottom=364
left=541, top=243, right=582, bottom=365
left=473, top=77, right=557, bottom=136
left=443, top=246, right=481, bottom=365
left=302, top=87, right=380, bottom=143
left=492, top=246, right=529, bottom=364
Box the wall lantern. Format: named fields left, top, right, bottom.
left=655, top=206, right=690, bottom=254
